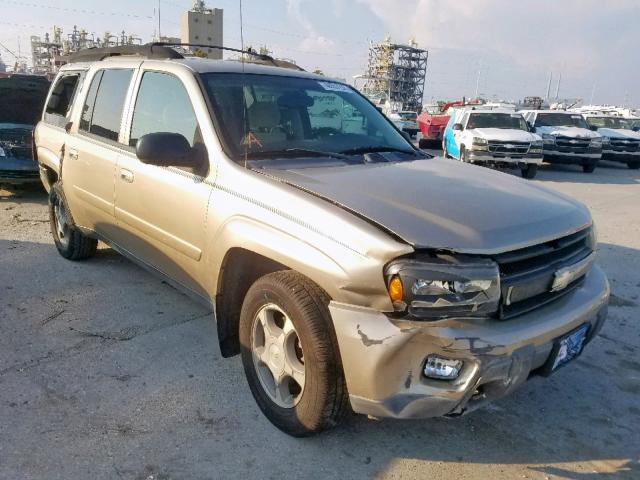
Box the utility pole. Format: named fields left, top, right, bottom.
left=158, top=0, right=162, bottom=39
left=589, top=82, right=596, bottom=105
left=545, top=71, right=553, bottom=99
left=555, top=71, right=562, bottom=99
left=474, top=59, right=483, bottom=98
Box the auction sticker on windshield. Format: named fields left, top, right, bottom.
left=318, top=81, right=353, bottom=93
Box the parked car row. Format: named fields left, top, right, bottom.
left=436, top=106, right=640, bottom=179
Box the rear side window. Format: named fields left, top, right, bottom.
left=79, top=69, right=133, bottom=142
left=129, top=72, right=199, bottom=147
left=44, top=73, right=82, bottom=126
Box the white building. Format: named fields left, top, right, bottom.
left=181, top=1, right=223, bottom=60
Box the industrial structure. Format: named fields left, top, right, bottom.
left=30, top=26, right=142, bottom=75
left=181, top=0, right=224, bottom=59
left=361, top=37, right=428, bottom=113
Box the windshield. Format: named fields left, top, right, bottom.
left=201, top=73, right=414, bottom=161
left=586, top=116, right=633, bottom=130
left=535, top=113, right=589, bottom=129
left=466, top=113, right=528, bottom=130
left=398, top=112, right=417, bottom=120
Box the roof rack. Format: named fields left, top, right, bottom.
left=65, top=43, right=305, bottom=71
left=150, top=42, right=304, bottom=71
left=67, top=44, right=183, bottom=63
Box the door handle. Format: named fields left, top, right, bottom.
left=120, top=169, right=134, bottom=183
left=68, top=148, right=79, bottom=160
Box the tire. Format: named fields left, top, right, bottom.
left=239, top=271, right=349, bottom=436
left=521, top=164, right=538, bottom=179
left=418, top=138, right=430, bottom=149
left=49, top=182, right=97, bottom=260
left=460, top=146, right=468, bottom=162
left=627, top=161, right=640, bottom=170
left=582, top=163, right=596, bottom=173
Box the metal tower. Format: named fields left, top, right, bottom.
left=363, top=37, right=428, bottom=112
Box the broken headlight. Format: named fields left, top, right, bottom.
left=385, top=255, right=500, bottom=319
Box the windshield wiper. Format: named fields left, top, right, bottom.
left=245, top=148, right=348, bottom=160
left=340, top=146, right=416, bottom=155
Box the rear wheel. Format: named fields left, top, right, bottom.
left=49, top=182, right=97, bottom=260
left=239, top=271, right=349, bottom=436
left=521, top=164, right=538, bottom=179
left=582, top=163, right=596, bottom=173
left=627, top=161, right=640, bottom=170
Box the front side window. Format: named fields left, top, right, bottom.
left=80, top=69, right=133, bottom=141
left=202, top=73, right=413, bottom=161
left=129, top=72, right=199, bottom=147
left=535, top=113, right=589, bottom=129
left=466, top=113, right=528, bottom=130
left=45, top=73, right=82, bottom=126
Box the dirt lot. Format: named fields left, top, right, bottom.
left=1, top=158, right=639, bottom=480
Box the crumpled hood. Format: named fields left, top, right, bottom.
left=535, top=125, right=599, bottom=139
left=469, top=128, right=539, bottom=142
left=596, top=127, right=640, bottom=140
left=262, top=158, right=591, bottom=254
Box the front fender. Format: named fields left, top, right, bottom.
left=205, top=215, right=395, bottom=310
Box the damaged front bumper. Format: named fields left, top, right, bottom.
left=329, top=265, right=609, bottom=419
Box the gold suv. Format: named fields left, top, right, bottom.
left=34, top=46, right=609, bottom=436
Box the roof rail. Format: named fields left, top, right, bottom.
left=64, top=43, right=305, bottom=71
left=150, top=42, right=305, bottom=71
left=67, top=44, right=183, bottom=63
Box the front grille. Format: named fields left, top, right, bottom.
left=488, top=141, right=530, bottom=156
left=609, top=139, right=640, bottom=152
left=492, top=228, right=593, bottom=319
left=555, top=136, right=591, bottom=149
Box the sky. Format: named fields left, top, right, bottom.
left=0, top=0, right=638, bottom=107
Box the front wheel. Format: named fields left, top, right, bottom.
left=582, top=163, right=596, bottom=173
left=49, top=182, right=97, bottom=260
left=627, top=161, right=640, bottom=170
left=461, top=146, right=469, bottom=162
left=239, top=271, right=349, bottom=436
left=521, top=164, right=538, bottom=179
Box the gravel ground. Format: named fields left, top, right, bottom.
left=1, top=157, right=639, bottom=480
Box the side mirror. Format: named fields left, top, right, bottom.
left=589, top=125, right=598, bottom=132
left=401, top=131, right=412, bottom=142
left=633, top=126, right=640, bottom=132
left=528, top=124, right=536, bottom=133
left=452, top=123, right=463, bottom=131
left=136, top=133, right=197, bottom=167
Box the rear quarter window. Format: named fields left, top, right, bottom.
left=43, top=72, right=83, bottom=127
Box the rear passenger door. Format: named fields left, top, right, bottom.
left=63, top=66, right=136, bottom=235
left=113, top=69, right=213, bottom=298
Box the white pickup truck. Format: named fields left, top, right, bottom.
left=583, top=115, right=640, bottom=170
left=387, top=111, right=419, bottom=138
left=442, top=108, right=544, bottom=178
left=521, top=110, right=602, bottom=173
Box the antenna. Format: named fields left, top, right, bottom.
left=239, top=0, right=248, bottom=168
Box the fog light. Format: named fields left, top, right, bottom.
left=424, top=356, right=463, bottom=380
